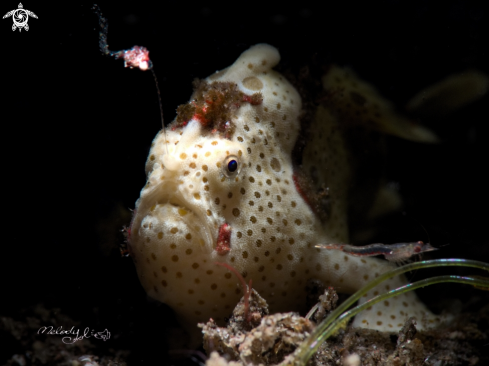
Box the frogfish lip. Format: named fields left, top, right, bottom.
left=130, top=185, right=215, bottom=255
left=165, top=201, right=214, bottom=252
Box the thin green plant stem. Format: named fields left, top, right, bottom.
left=293, top=259, right=489, bottom=364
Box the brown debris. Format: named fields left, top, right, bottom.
left=174, top=80, right=262, bottom=138
left=312, top=287, right=339, bottom=324
left=201, top=288, right=489, bottom=366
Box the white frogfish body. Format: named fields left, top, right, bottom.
left=129, top=44, right=440, bottom=344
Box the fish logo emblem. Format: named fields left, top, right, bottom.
left=3, top=3, right=37, bottom=32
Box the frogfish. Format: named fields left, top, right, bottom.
left=127, top=44, right=445, bottom=345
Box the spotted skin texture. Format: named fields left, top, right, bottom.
left=129, top=44, right=440, bottom=344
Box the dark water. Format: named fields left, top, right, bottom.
left=2, top=1, right=488, bottom=364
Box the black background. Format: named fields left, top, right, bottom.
left=2, top=0, right=488, bottom=364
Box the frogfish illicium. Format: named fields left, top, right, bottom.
left=127, top=44, right=444, bottom=344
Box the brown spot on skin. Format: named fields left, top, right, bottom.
left=363, top=274, right=369, bottom=280
left=334, top=263, right=340, bottom=270
left=211, top=284, right=217, bottom=290
left=270, top=158, right=281, bottom=172
left=232, top=208, right=240, bottom=217
left=384, top=301, right=390, bottom=306
left=171, top=255, right=179, bottom=262
left=161, top=266, right=167, bottom=273
left=242, top=76, right=263, bottom=90
left=185, top=249, right=192, bottom=255
left=192, top=263, right=199, bottom=269
left=161, top=280, right=167, bottom=287
left=377, top=321, right=383, bottom=326
left=403, top=302, right=409, bottom=307
left=344, top=255, right=349, bottom=261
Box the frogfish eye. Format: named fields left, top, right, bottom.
left=228, top=160, right=237, bottom=172
left=222, top=155, right=240, bottom=178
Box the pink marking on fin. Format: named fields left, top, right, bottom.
left=216, top=223, right=231, bottom=255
